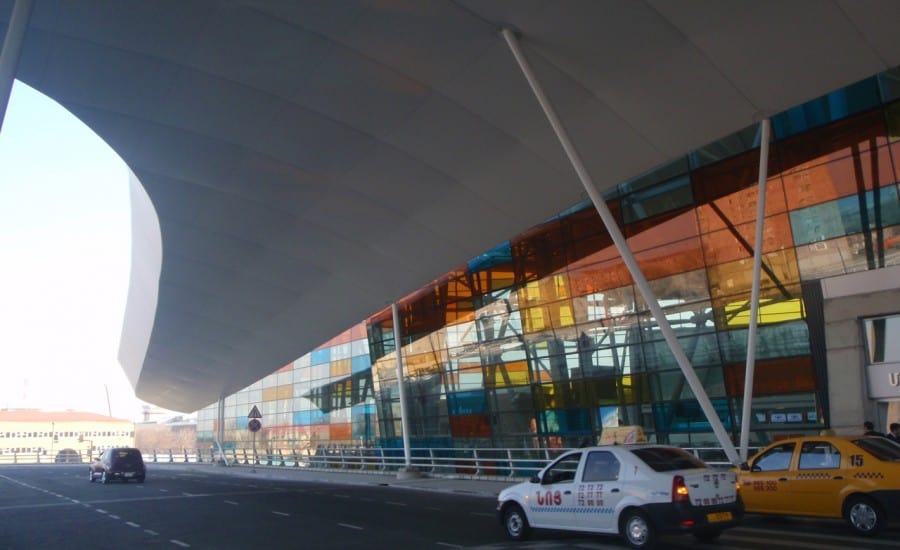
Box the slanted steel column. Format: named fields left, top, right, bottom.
left=740, top=119, right=771, bottom=461
left=0, top=0, right=33, bottom=133
left=392, top=302, right=413, bottom=470
left=502, top=28, right=740, bottom=465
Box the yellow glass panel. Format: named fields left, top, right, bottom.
left=523, top=305, right=547, bottom=333
left=262, top=387, right=278, bottom=402
left=724, top=298, right=805, bottom=327
left=486, top=360, right=530, bottom=388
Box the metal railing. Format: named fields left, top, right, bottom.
left=0, top=445, right=754, bottom=475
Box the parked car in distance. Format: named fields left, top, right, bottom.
left=497, top=445, right=743, bottom=549
left=737, top=435, right=900, bottom=536
left=89, top=447, right=146, bottom=484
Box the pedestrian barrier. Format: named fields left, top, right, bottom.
left=0, top=445, right=755, bottom=474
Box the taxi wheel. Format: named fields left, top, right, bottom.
left=620, top=508, right=656, bottom=549
left=845, top=495, right=883, bottom=536
left=502, top=503, right=531, bottom=541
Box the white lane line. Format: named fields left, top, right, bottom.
left=338, top=523, right=363, bottom=530
left=384, top=501, right=407, bottom=507
left=334, top=494, right=351, bottom=499
left=272, top=511, right=290, bottom=517
left=96, top=509, right=108, bottom=514
left=436, top=543, right=462, bottom=549
left=170, top=540, right=191, bottom=548
left=159, top=489, right=169, bottom=493
left=109, top=514, right=120, bottom=520
left=224, top=500, right=239, bottom=506
left=126, top=522, right=140, bottom=528
left=144, top=529, right=158, bottom=536
left=359, top=497, right=374, bottom=502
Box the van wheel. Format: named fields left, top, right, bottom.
left=620, top=509, right=655, bottom=549
left=845, top=495, right=883, bottom=536
left=502, top=503, right=531, bottom=541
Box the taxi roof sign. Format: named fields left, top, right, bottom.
left=247, top=405, right=262, bottom=419
left=599, top=425, right=647, bottom=445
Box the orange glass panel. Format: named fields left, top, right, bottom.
left=781, top=154, right=866, bottom=209
left=626, top=210, right=699, bottom=252
left=696, top=178, right=788, bottom=233
left=692, top=147, right=781, bottom=204
left=701, top=213, right=793, bottom=266
left=262, top=387, right=278, bottom=402
left=330, top=358, right=351, bottom=378
left=329, top=423, right=352, bottom=442
left=448, top=414, right=492, bottom=438
left=723, top=357, right=816, bottom=397
left=634, top=236, right=704, bottom=280
left=276, top=384, right=292, bottom=400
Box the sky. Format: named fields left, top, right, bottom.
left=0, top=80, right=157, bottom=422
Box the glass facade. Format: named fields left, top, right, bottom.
left=198, top=67, right=900, bottom=454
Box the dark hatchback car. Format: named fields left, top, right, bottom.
left=89, top=448, right=146, bottom=484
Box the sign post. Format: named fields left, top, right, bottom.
left=248, top=405, right=262, bottom=466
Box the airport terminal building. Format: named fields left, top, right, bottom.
left=197, top=68, right=900, bottom=454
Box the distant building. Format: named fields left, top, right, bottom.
left=134, top=415, right=197, bottom=454
left=0, top=410, right=134, bottom=463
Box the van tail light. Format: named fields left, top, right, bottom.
left=672, top=475, right=689, bottom=503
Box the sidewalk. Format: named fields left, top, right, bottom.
left=151, top=461, right=517, bottom=499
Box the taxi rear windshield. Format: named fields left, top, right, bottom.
left=631, top=447, right=707, bottom=471
left=851, top=438, right=900, bottom=461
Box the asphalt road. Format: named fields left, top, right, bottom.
left=1, top=464, right=899, bottom=549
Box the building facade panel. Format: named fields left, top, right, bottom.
left=198, top=68, right=900, bottom=454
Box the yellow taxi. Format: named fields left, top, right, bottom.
left=737, top=435, right=900, bottom=536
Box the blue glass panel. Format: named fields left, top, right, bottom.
left=293, top=410, right=327, bottom=425
left=537, top=408, right=591, bottom=434
left=467, top=242, right=512, bottom=272
left=718, top=321, right=811, bottom=363
left=447, top=390, right=486, bottom=415
left=877, top=67, right=900, bottom=103
left=351, top=355, right=371, bottom=374
left=236, top=417, right=249, bottom=429
left=772, top=78, right=880, bottom=139
left=790, top=186, right=900, bottom=246
left=310, top=348, right=331, bottom=365
left=652, top=398, right=732, bottom=432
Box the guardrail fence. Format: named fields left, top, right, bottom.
left=0, top=445, right=752, bottom=476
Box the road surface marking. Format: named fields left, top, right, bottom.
left=170, top=540, right=190, bottom=547
left=338, top=523, right=363, bottom=530
left=224, top=500, right=239, bottom=505
left=272, top=511, right=290, bottom=516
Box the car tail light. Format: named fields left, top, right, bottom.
left=672, top=475, right=689, bottom=503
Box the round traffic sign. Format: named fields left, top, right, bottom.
left=248, top=418, right=262, bottom=432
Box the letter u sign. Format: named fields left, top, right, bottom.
left=890, top=372, right=900, bottom=386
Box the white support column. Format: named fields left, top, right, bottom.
left=502, top=28, right=740, bottom=465
left=0, top=0, right=33, bottom=133
left=739, top=119, right=771, bottom=461
left=392, top=302, right=413, bottom=472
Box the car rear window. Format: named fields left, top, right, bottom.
left=112, top=449, right=143, bottom=466
left=851, top=438, right=900, bottom=461
left=631, top=447, right=707, bottom=472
